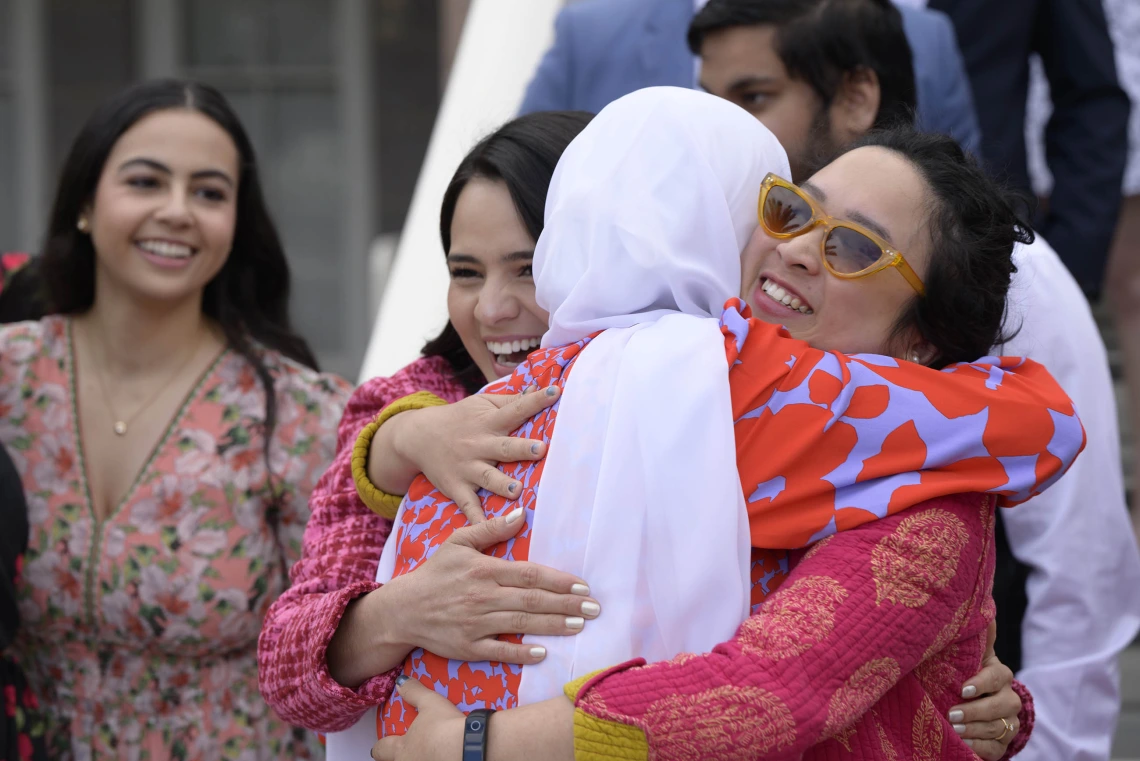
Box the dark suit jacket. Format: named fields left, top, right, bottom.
left=930, top=0, right=1131, bottom=297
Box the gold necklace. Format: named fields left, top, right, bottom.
left=86, top=322, right=205, bottom=436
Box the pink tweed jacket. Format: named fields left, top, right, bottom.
left=257, top=356, right=468, bottom=731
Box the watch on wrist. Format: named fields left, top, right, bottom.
left=462, top=708, right=495, bottom=761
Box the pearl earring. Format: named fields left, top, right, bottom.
left=76, top=217, right=89, bottom=233
left=911, top=353, right=921, bottom=363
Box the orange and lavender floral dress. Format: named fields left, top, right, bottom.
left=377, top=299, right=1083, bottom=747
left=0, top=317, right=352, bottom=761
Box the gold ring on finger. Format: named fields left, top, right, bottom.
left=995, top=716, right=1014, bottom=742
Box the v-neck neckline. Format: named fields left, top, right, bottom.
left=64, top=317, right=228, bottom=527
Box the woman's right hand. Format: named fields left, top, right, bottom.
left=388, top=386, right=561, bottom=523
left=374, top=506, right=599, bottom=665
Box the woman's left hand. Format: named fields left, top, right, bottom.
left=372, top=677, right=465, bottom=761
left=950, top=620, right=1021, bottom=760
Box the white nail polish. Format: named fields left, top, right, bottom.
left=570, top=583, right=590, bottom=596
left=948, top=710, right=964, bottom=723
left=505, top=507, right=524, bottom=524
left=953, top=724, right=966, bottom=735
left=529, top=646, right=547, bottom=659
left=961, top=685, right=977, bottom=699
left=566, top=616, right=585, bottom=630
left=581, top=601, right=600, bottom=616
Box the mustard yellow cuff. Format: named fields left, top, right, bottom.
left=352, top=391, right=449, bottom=520
left=565, top=672, right=649, bottom=761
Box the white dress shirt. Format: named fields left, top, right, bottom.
left=1000, top=234, right=1140, bottom=761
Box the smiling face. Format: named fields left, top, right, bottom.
left=740, top=146, right=933, bottom=358
left=85, top=108, right=239, bottom=307
left=446, top=178, right=550, bottom=382
left=699, top=25, right=836, bottom=182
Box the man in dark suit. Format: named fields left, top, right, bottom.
left=928, top=0, right=1130, bottom=298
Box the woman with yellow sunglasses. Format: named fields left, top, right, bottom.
left=352, top=90, right=1075, bottom=761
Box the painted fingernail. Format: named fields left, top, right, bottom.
left=395, top=675, right=409, bottom=687
left=963, top=739, right=974, bottom=748
left=508, top=482, right=518, bottom=494
left=505, top=507, right=524, bottom=524
left=581, top=601, right=601, bottom=617
left=961, top=685, right=977, bottom=699
left=530, top=442, right=541, bottom=454
left=529, top=646, right=547, bottom=659
left=952, top=724, right=966, bottom=735
left=546, top=387, right=558, bottom=397
left=948, top=710, right=964, bottom=723
left=570, top=583, right=590, bottom=596
left=566, top=616, right=585, bottom=630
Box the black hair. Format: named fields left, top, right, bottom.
left=422, top=110, right=593, bottom=393
left=847, top=127, right=1033, bottom=368
left=0, top=257, right=48, bottom=324
left=37, top=78, right=318, bottom=510
left=689, top=0, right=917, bottom=130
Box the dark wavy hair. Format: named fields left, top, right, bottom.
left=422, top=110, right=593, bottom=393
left=689, top=0, right=917, bottom=130
left=38, top=78, right=318, bottom=510
left=847, top=128, right=1033, bottom=368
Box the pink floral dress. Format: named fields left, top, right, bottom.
left=0, top=316, right=351, bottom=760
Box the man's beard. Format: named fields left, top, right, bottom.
left=791, top=106, right=842, bottom=182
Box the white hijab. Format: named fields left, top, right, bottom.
left=519, top=86, right=792, bottom=702
left=328, top=87, right=790, bottom=758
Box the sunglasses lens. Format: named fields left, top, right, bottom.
left=762, top=185, right=814, bottom=234
left=824, top=227, right=885, bottom=274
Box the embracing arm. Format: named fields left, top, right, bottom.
left=720, top=300, right=1085, bottom=550
left=565, top=493, right=998, bottom=760
left=358, top=386, right=560, bottom=522
left=378, top=494, right=1016, bottom=761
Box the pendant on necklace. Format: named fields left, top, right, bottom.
left=113, top=421, right=128, bottom=436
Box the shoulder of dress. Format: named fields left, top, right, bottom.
left=255, top=348, right=354, bottom=405
left=0, top=316, right=60, bottom=360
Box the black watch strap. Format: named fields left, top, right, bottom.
left=462, top=708, right=495, bottom=761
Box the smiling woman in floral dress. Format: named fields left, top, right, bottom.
left=0, top=79, right=351, bottom=760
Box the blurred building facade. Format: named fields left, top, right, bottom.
left=0, top=0, right=470, bottom=378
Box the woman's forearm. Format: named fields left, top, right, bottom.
left=366, top=408, right=424, bottom=497
left=487, top=697, right=576, bottom=761
left=327, top=578, right=414, bottom=688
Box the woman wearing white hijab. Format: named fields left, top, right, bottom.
left=365, top=87, right=1080, bottom=760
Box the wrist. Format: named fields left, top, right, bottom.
left=363, top=577, right=415, bottom=654
left=388, top=406, right=424, bottom=465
